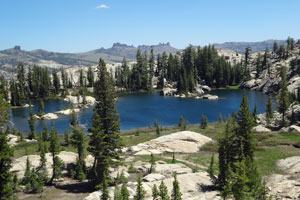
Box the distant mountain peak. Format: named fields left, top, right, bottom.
left=14, top=46, right=21, bottom=51
left=112, top=43, right=134, bottom=48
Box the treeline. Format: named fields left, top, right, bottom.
left=115, top=45, right=248, bottom=94
left=0, top=63, right=95, bottom=106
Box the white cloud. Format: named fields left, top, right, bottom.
left=96, top=4, right=109, bottom=9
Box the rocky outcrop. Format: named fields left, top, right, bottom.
left=56, top=108, right=80, bottom=115
left=64, top=95, right=96, bottom=107
left=160, top=88, right=177, bottom=96
left=11, top=151, right=94, bottom=179
left=36, top=113, right=59, bottom=120
left=198, top=94, right=219, bottom=100
left=241, top=79, right=262, bottom=90
left=267, top=156, right=300, bottom=199
left=127, top=131, right=212, bottom=155
left=7, top=134, right=37, bottom=147
left=83, top=172, right=220, bottom=200
left=253, top=125, right=271, bottom=133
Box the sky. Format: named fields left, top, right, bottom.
left=0, top=0, right=300, bottom=53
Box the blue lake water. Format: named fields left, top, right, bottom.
left=8, top=89, right=275, bottom=134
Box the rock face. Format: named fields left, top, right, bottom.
left=160, top=88, right=177, bottom=96
left=253, top=125, right=271, bottom=133
left=64, top=95, right=96, bottom=107
left=127, top=131, right=212, bottom=155
left=83, top=172, right=220, bottom=200
left=267, top=156, right=300, bottom=199
left=241, top=79, right=262, bottom=90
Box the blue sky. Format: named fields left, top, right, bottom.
left=0, top=0, right=299, bottom=52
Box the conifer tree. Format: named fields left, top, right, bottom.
left=236, top=96, right=254, bottom=160
left=70, top=126, right=86, bottom=181
left=87, top=66, right=95, bottom=88
left=52, top=70, right=61, bottom=95
left=252, top=104, right=258, bottom=125
left=171, top=174, right=182, bottom=200
left=278, top=66, right=290, bottom=126
left=172, top=152, right=176, bottom=164
left=0, top=94, right=10, bottom=133
left=38, top=99, right=45, bottom=117
left=101, top=172, right=109, bottom=200
left=121, top=183, right=129, bottom=200
left=42, top=125, right=48, bottom=141
left=154, top=120, right=160, bottom=137
left=134, top=177, right=146, bottom=200
left=218, top=113, right=223, bottom=124
left=149, top=153, right=155, bottom=174
left=159, top=181, right=170, bottom=200
left=114, top=185, right=122, bottom=200
left=27, top=103, right=36, bottom=139
left=0, top=133, right=14, bottom=199
left=200, top=114, right=208, bottom=129
left=88, top=58, right=123, bottom=187
left=266, top=94, right=273, bottom=124
left=208, top=154, right=216, bottom=184
left=64, top=130, right=69, bottom=146
left=49, top=122, right=62, bottom=184
left=152, top=184, right=159, bottom=200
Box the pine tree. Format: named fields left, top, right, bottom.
left=27, top=103, right=36, bottom=139
left=42, top=125, right=48, bottom=141
left=171, top=174, right=182, bottom=200
left=52, top=70, right=61, bottom=95
left=152, top=184, right=159, bottom=200
left=0, top=94, right=10, bottom=133
left=101, top=172, right=109, bottom=200
left=266, top=95, right=273, bottom=124
left=218, top=113, right=223, bottom=124
left=237, top=95, right=255, bottom=160
left=278, top=66, right=290, bottom=126
left=87, top=66, right=95, bottom=88
left=159, top=181, right=170, bottom=200
left=64, top=130, right=69, bottom=146
left=149, top=153, right=155, bottom=174
left=252, top=104, right=258, bottom=125
left=178, top=115, right=184, bottom=127
left=114, top=185, right=122, bottom=200
left=70, top=126, right=86, bottom=181
left=88, top=58, right=123, bottom=187
left=154, top=120, right=160, bottom=137
left=38, top=141, right=48, bottom=181
left=200, top=114, right=208, bottom=129
left=121, top=183, right=129, bottom=200
left=207, top=154, right=216, bottom=184
left=172, top=152, right=176, bottom=164
left=49, top=122, right=62, bottom=184
left=134, top=176, right=146, bottom=200
left=0, top=134, right=14, bottom=199
left=38, top=99, right=45, bottom=117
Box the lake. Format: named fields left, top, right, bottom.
left=8, top=89, right=275, bottom=134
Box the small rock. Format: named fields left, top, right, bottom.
left=253, top=125, right=271, bottom=133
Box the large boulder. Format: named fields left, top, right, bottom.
left=253, top=125, right=271, bottom=133
left=128, top=131, right=212, bottom=155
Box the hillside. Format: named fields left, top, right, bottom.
left=214, top=39, right=287, bottom=54
left=0, top=43, right=178, bottom=70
